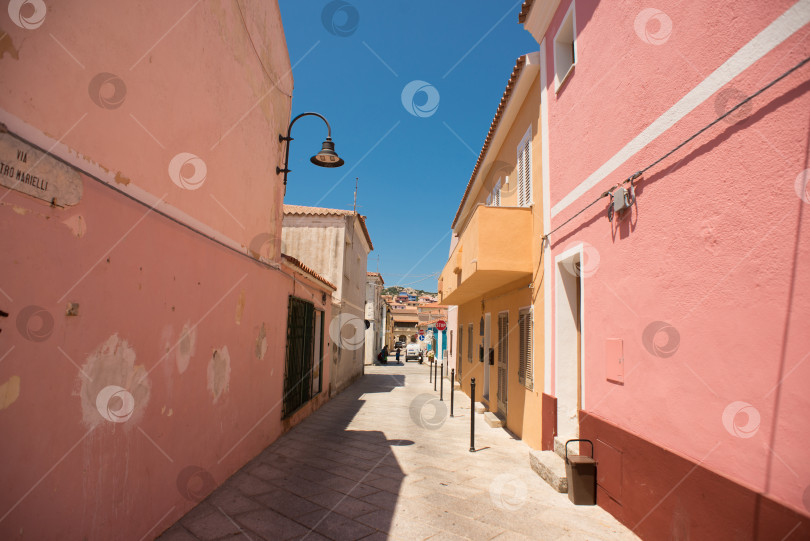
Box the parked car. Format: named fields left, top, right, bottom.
left=405, top=343, right=422, bottom=362
left=395, top=341, right=405, bottom=349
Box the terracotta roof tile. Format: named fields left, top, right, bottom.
left=518, top=0, right=535, bottom=23
left=283, top=204, right=374, bottom=251
left=283, top=204, right=355, bottom=216
left=281, top=254, right=337, bottom=290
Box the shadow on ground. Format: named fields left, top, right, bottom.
left=157, top=375, right=405, bottom=540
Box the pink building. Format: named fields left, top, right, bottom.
left=520, top=0, right=810, bottom=537
left=1, top=2, right=336, bottom=539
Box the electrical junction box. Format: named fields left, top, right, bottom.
left=613, top=187, right=630, bottom=213
left=605, top=339, right=624, bottom=384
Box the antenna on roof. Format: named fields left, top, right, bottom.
left=353, top=177, right=358, bottom=214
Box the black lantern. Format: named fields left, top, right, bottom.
left=277, top=112, right=344, bottom=193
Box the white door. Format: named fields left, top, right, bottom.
left=483, top=313, right=491, bottom=400
left=555, top=251, right=583, bottom=444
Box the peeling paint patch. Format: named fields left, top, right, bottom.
left=0, top=375, right=20, bottom=410
left=207, top=346, right=231, bottom=404
left=114, top=171, right=131, bottom=185
left=161, top=324, right=173, bottom=357
left=176, top=323, right=196, bottom=374
left=1, top=201, right=50, bottom=220
left=255, top=323, right=267, bottom=360
left=0, top=30, right=18, bottom=60
left=62, top=215, right=86, bottom=238
left=235, top=290, right=246, bottom=325
left=78, top=334, right=150, bottom=428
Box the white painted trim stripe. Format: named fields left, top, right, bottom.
left=551, top=0, right=810, bottom=217
left=0, top=109, right=282, bottom=270
left=540, top=37, right=553, bottom=396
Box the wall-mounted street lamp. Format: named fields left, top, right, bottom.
left=277, top=112, right=344, bottom=193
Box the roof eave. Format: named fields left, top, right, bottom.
left=450, top=52, right=541, bottom=230
left=518, top=0, right=536, bottom=23
left=281, top=254, right=337, bottom=291
left=521, top=0, right=564, bottom=43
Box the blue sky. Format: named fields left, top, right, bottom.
left=279, top=1, right=538, bottom=291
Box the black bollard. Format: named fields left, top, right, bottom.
left=433, top=360, right=437, bottom=391
left=429, top=359, right=432, bottom=383
left=440, top=363, right=444, bottom=401
left=450, top=369, right=455, bottom=417
left=470, top=378, right=476, bottom=452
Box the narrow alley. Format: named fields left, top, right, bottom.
left=3, top=2, right=809, bottom=539
left=159, top=363, right=636, bottom=541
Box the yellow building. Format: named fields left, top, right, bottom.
left=439, top=52, right=546, bottom=449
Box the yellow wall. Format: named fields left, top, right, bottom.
left=455, top=277, right=543, bottom=449
left=450, top=69, right=545, bottom=450
left=441, top=205, right=532, bottom=306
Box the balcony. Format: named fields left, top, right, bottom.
left=440, top=205, right=533, bottom=306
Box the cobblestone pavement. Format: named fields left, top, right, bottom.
left=157, top=361, right=639, bottom=540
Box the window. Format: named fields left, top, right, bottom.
left=518, top=308, right=533, bottom=390
left=517, top=128, right=532, bottom=207
left=467, top=323, right=473, bottom=364
left=554, top=2, right=577, bottom=91
left=283, top=297, right=323, bottom=417
left=487, top=179, right=501, bottom=207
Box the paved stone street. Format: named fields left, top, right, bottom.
left=158, top=362, right=638, bottom=541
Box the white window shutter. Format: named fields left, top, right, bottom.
left=525, top=309, right=533, bottom=389
left=518, top=312, right=526, bottom=385
left=516, top=131, right=532, bottom=208
left=517, top=151, right=525, bottom=207
left=518, top=309, right=534, bottom=390
left=523, top=137, right=532, bottom=206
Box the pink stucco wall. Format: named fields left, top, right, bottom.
left=0, top=2, right=335, bottom=539
left=541, top=0, right=810, bottom=518
left=1, top=0, right=291, bottom=249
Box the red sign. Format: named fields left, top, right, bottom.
left=436, top=320, right=447, bottom=331
left=418, top=329, right=425, bottom=335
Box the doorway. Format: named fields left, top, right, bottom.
left=497, top=312, right=509, bottom=416
left=283, top=296, right=315, bottom=417
left=483, top=313, right=491, bottom=401
left=312, top=310, right=324, bottom=396
left=555, top=248, right=584, bottom=444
